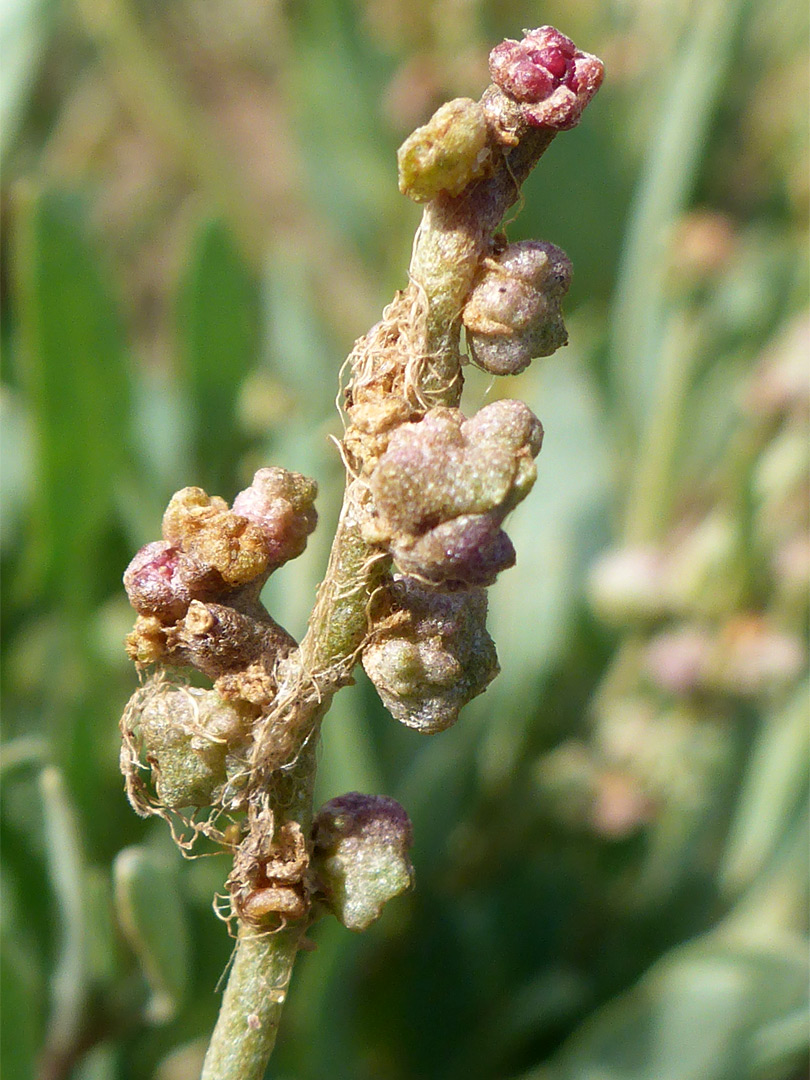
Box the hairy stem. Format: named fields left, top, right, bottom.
left=200, top=924, right=303, bottom=1080
left=408, top=119, right=557, bottom=400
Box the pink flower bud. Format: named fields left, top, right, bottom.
left=231, top=467, right=318, bottom=571
left=123, top=541, right=219, bottom=622
left=488, top=26, right=604, bottom=130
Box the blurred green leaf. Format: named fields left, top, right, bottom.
left=0, top=386, right=32, bottom=552
left=40, top=765, right=90, bottom=1069
left=12, top=186, right=132, bottom=610
left=609, top=0, right=743, bottom=446
left=474, top=352, right=612, bottom=790
left=0, top=911, right=41, bottom=1080
left=721, top=683, right=810, bottom=897
left=113, top=845, right=190, bottom=1023
left=177, top=218, right=260, bottom=494
left=288, top=0, right=397, bottom=261
left=0, top=0, right=54, bottom=155
left=531, top=938, right=809, bottom=1080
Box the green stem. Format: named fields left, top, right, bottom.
left=200, top=924, right=304, bottom=1080
left=408, top=118, right=556, bottom=401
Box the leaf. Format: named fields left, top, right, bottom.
left=609, top=0, right=744, bottom=436
left=12, top=186, right=132, bottom=610
left=177, top=217, right=260, bottom=493
left=0, top=0, right=54, bottom=156
left=39, top=766, right=90, bottom=1065
left=721, top=683, right=810, bottom=896
left=473, top=351, right=613, bottom=790
left=112, top=845, right=190, bottom=1023
left=0, top=926, right=40, bottom=1080
left=530, top=938, right=809, bottom=1080
left=0, top=385, right=32, bottom=552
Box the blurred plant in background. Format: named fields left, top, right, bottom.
left=1, top=1, right=807, bottom=1079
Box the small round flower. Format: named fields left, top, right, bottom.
left=462, top=241, right=572, bottom=374
left=488, top=26, right=604, bottom=130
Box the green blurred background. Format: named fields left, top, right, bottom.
left=2, top=1, right=808, bottom=1078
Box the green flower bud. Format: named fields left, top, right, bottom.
left=397, top=98, right=491, bottom=203
left=362, top=576, right=499, bottom=733
left=120, top=679, right=254, bottom=810
left=462, top=241, right=572, bottom=374
left=312, top=793, right=413, bottom=931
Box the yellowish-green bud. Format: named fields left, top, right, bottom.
left=397, top=98, right=491, bottom=203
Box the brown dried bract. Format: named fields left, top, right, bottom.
left=227, top=811, right=311, bottom=929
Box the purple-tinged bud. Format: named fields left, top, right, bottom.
left=362, top=577, right=499, bottom=731
left=644, top=626, right=713, bottom=696
left=367, top=401, right=542, bottom=584
left=392, top=513, right=516, bottom=587
left=123, top=541, right=220, bottom=623
left=588, top=545, right=670, bottom=625
left=712, top=616, right=804, bottom=697
left=488, top=26, right=604, bottom=131
left=463, top=241, right=572, bottom=374
left=397, top=98, right=491, bottom=203
left=312, top=793, right=413, bottom=931
left=231, top=467, right=318, bottom=571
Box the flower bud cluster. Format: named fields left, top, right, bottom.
left=487, top=26, right=604, bottom=131
left=397, top=98, right=491, bottom=203
left=121, top=681, right=254, bottom=812
left=227, top=814, right=311, bottom=928
left=462, top=241, right=572, bottom=374
left=360, top=401, right=540, bottom=732
left=121, top=468, right=317, bottom=819
left=362, top=576, right=498, bottom=733
left=124, top=468, right=316, bottom=678
left=366, top=399, right=542, bottom=586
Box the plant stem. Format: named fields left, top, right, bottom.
left=200, top=923, right=304, bottom=1080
